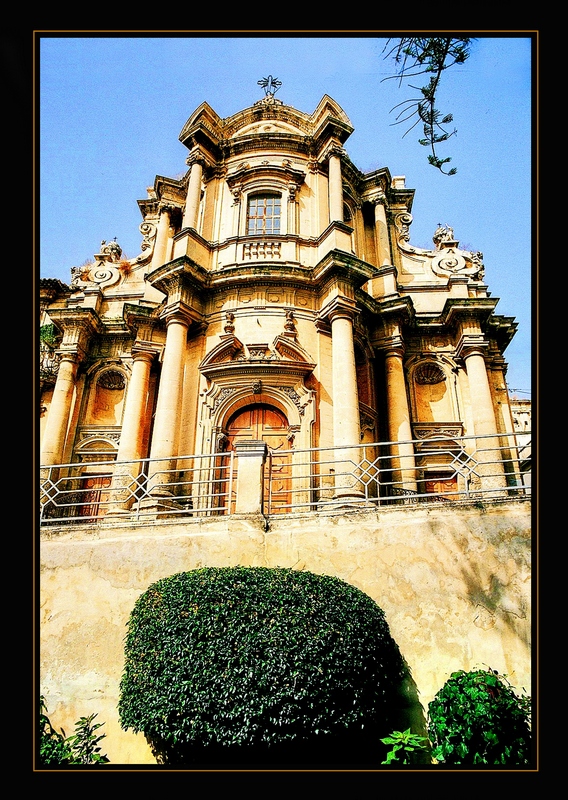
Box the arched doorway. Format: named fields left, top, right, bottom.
left=223, top=403, right=292, bottom=514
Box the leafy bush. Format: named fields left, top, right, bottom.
left=40, top=696, right=73, bottom=765
left=119, top=566, right=408, bottom=765
left=427, top=669, right=532, bottom=766
left=65, top=713, right=110, bottom=764
left=39, top=324, right=60, bottom=348
left=39, top=696, right=109, bottom=766
left=380, top=728, right=430, bottom=765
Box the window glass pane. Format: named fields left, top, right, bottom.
left=246, top=193, right=281, bottom=235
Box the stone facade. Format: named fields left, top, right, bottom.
left=39, top=91, right=519, bottom=492
left=39, top=88, right=530, bottom=765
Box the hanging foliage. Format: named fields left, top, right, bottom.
left=382, top=37, right=474, bottom=175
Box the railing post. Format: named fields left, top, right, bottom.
left=234, top=440, right=268, bottom=514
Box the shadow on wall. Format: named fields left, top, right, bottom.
left=425, top=510, right=531, bottom=654
left=391, top=656, right=432, bottom=766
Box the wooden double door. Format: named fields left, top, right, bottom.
left=78, top=473, right=112, bottom=519
left=423, top=472, right=458, bottom=499
left=223, top=403, right=292, bottom=513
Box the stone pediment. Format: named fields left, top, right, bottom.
left=199, top=335, right=245, bottom=369
left=199, top=333, right=315, bottom=380
left=179, top=102, right=224, bottom=151
left=226, top=160, right=306, bottom=191
left=272, top=335, right=313, bottom=364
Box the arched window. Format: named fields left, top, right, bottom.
left=246, top=193, right=281, bottom=235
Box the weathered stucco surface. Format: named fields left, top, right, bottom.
left=40, top=499, right=531, bottom=765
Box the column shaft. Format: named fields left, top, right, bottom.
left=182, top=160, right=203, bottom=229
left=328, top=152, right=343, bottom=223
left=464, top=349, right=507, bottom=492
left=117, top=351, right=154, bottom=464
left=331, top=312, right=362, bottom=498
left=331, top=314, right=360, bottom=448
left=151, top=207, right=172, bottom=270
left=374, top=200, right=391, bottom=266
left=107, top=350, right=154, bottom=515
left=150, top=317, right=189, bottom=463
left=40, top=355, right=79, bottom=466
left=464, top=350, right=499, bottom=437
left=384, top=350, right=417, bottom=493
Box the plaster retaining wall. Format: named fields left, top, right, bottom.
left=39, top=498, right=531, bottom=765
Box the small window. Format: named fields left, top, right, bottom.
left=247, top=194, right=281, bottom=235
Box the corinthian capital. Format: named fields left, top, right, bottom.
left=320, top=295, right=358, bottom=324
left=47, top=307, right=101, bottom=361
left=186, top=149, right=211, bottom=171
left=328, top=143, right=346, bottom=160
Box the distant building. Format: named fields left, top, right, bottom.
left=510, top=397, right=531, bottom=491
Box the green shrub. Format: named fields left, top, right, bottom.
left=39, top=696, right=109, bottom=766
left=380, top=728, right=430, bottom=765
left=427, top=669, right=532, bottom=766
left=39, top=696, right=73, bottom=765
left=119, top=566, right=407, bottom=765
left=64, top=713, right=110, bottom=764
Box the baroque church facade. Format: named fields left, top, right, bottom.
left=40, top=87, right=520, bottom=515
left=39, top=87, right=530, bottom=762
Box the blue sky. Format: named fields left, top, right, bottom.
left=38, top=33, right=533, bottom=398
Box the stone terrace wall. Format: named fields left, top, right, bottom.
left=39, top=499, right=531, bottom=765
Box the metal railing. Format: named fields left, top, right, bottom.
left=265, top=431, right=531, bottom=515
left=40, top=451, right=235, bottom=525
left=39, top=431, right=530, bottom=525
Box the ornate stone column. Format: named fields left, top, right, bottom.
left=328, top=146, right=344, bottom=223
left=330, top=307, right=360, bottom=449
left=491, top=356, right=523, bottom=489
left=40, top=353, right=81, bottom=467
left=459, top=340, right=507, bottom=492
left=40, top=311, right=99, bottom=467
left=372, top=193, right=391, bottom=266
left=182, top=156, right=204, bottom=230
left=146, top=310, right=192, bottom=497
left=328, top=299, right=363, bottom=499
left=151, top=204, right=173, bottom=270
left=384, top=343, right=418, bottom=495
left=118, top=348, right=155, bottom=463
left=462, top=347, right=499, bottom=437
left=107, top=347, right=157, bottom=515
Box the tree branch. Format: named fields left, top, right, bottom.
left=382, top=37, right=474, bottom=175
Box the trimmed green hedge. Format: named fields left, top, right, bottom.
left=119, top=567, right=407, bottom=765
